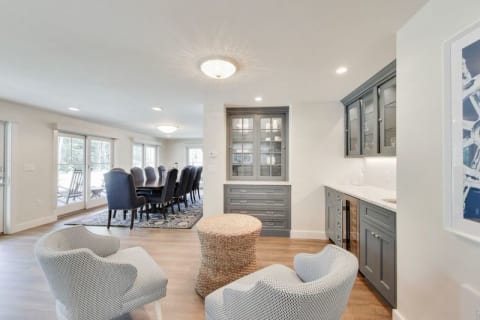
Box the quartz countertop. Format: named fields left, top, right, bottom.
left=324, top=184, right=397, bottom=212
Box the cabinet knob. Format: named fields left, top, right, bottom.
left=378, top=118, right=383, bottom=122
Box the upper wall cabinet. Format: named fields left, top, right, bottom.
left=342, top=61, right=396, bottom=157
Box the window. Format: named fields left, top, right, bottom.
left=132, top=143, right=157, bottom=168
left=227, top=107, right=288, bottom=181
left=188, top=147, right=203, bottom=166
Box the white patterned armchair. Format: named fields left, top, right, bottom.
left=205, top=244, right=358, bottom=320
left=35, top=226, right=168, bottom=320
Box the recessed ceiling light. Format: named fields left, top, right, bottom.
left=336, top=66, right=348, bottom=75
left=157, top=125, right=178, bottom=134
left=200, top=58, right=237, bottom=79
left=152, top=107, right=163, bottom=111
left=255, top=96, right=263, bottom=102
left=68, top=107, right=80, bottom=112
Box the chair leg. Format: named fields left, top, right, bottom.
left=190, top=192, right=194, bottom=203
left=123, top=210, right=127, bottom=220
left=177, top=198, right=181, bottom=211
left=154, top=300, right=163, bottom=320
left=162, top=206, right=167, bottom=220
left=107, top=209, right=112, bottom=229
left=193, top=190, right=196, bottom=202
left=113, top=210, right=117, bottom=218
left=198, top=189, right=201, bottom=199
left=130, top=209, right=136, bottom=229
left=171, top=202, right=175, bottom=215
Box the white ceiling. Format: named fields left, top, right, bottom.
left=0, top=0, right=427, bottom=138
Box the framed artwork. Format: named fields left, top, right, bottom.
left=445, top=21, right=480, bottom=242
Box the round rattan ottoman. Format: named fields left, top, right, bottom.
left=195, top=214, right=262, bottom=298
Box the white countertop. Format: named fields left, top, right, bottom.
left=324, top=184, right=397, bottom=212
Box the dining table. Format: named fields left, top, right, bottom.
left=135, top=179, right=165, bottom=192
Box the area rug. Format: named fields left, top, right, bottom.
left=66, top=199, right=203, bottom=229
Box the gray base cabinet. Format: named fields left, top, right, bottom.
left=325, top=187, right=342, bottom=246
left=224, top=184, right=291, bottom=237
left=359, top=201, right=396, bottom=307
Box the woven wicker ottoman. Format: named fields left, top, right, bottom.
left=195, top=214, right=262, bottom=298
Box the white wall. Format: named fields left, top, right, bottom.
left=396, top=1, right=480, bottom=319
left=163, top=138, right=203, bottom=169
left=0, top=99, right=164, bottom=233
left=203, top=102, right=396, bottom=239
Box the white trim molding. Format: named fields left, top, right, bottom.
left=392, top=309, right=407, bottom=320
left=290, top=230, right=327, bottom=240
left=9, top=215, right=57, bottom=234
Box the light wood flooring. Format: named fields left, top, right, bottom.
left=0, top=210, right=391, bottom=320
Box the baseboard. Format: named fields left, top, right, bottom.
left=392, top=309, right=407, bottom=320
left=290, top=230, right=328, bottom=240
left=8, top=215, right=58, bottom=234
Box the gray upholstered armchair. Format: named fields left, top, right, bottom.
left=35, top=226, right=168, bottom=320
left=205, top=244, right=358, bottom=320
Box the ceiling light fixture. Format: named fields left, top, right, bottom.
left=336, top=66, right=348, bottom=75
left=68, top=107, right=80, bottom=112
left=152, top=107, right=163, bottom=111
left=200, top=58, right=237, bottom=79
left=255, top=96, right=263, bottom=102
left=157, top=125, right=178, bottom=134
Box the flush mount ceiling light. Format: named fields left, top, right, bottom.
left=336, top=66, right=348, bottom=75
left=68, top=107, right=80, bottom=112
left=157, top=125, right=178, bottom=134
left=255, top=96, right=263, bottom=102
left=200, top=58, right=237, bottom=79
left=152, top=107, right=163, bottom=111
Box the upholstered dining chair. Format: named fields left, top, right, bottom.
left=205, top=245, right=358, bottom=320
left=158, top=165, right=167, bottom=184
left=192, top=166, right=203, bottom=201
left=147, top=168, right=178, bottom=219
left=104, top=169, right=147, bottom=229
left=144, top=166, right=157, bottom=182
left=130, top=167, right=145, bottom=186
left=35, top=226, right=168, bottom=320
left=185, top=166, right=197, bottom=205
left=173, top=166, right=191, bottom=211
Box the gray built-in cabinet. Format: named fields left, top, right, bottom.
left=224, top=184, right=291, bottom=237
left=325, top=187, right=396, bottom=307
left=342, top=60, right=396, bottom=157
left=359, top=201, right=396, bottom=307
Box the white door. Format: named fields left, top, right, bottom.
left=86, top=137, right=113, bottom=208
left=0, top=122, right=5, bottom=233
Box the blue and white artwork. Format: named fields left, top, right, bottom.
left=462, top=38, right=480, bottom=222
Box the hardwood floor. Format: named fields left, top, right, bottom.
left=0, top=211, right=391, bottom=320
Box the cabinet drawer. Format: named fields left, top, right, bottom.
left=360, top=201, right=395, bottom=234
left=225, top=185, right=290, bottom=196
left=226, top=208, right=289, bottom=219
left=226, top=197, right=288, bottom=208
left=257, top=218, right=289, bottom=230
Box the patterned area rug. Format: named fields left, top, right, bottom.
left=66, top=199, right=203, bottom=229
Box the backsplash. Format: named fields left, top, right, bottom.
left=362, top=157, right=397, bottom=191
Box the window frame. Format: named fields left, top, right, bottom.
left=226, top=107, right=289, bottom=181
left=132, top=143, right=158, bottom=168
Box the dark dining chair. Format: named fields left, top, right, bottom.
left=130, top=167, right=145, bottom=186
left=104, top=169, right=147, bottom=229
left=192, top=166, right=203, bottom=201
left=145, top=166, right=157, bottom=182
left=158, top=165, right=167, bottom=184
left=173, top=166, right=191, bottom=211
left=185, top=166, right=197, bottom=204
left=147, top=168, right=178, bottom=219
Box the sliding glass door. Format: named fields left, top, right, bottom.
left=56, top=133, right=113, bottom=214
left=87, top=137, right=112, bottom=208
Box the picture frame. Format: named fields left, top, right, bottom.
left=444, top=21, right=480, bottom=243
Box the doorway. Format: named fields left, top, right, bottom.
left=56, top=132, right=113, bottom=215
left=0, top=122, right=5, bottom=233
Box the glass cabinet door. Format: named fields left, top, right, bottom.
left=259, top=116, right=284, bottom=179
left=347, top=101, right=361, bottom=156
left=230, top=116, right=255, bottom=178
left=361, top=90, right=378, bottom=156
left=379, top=77, right=396, bottom=155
